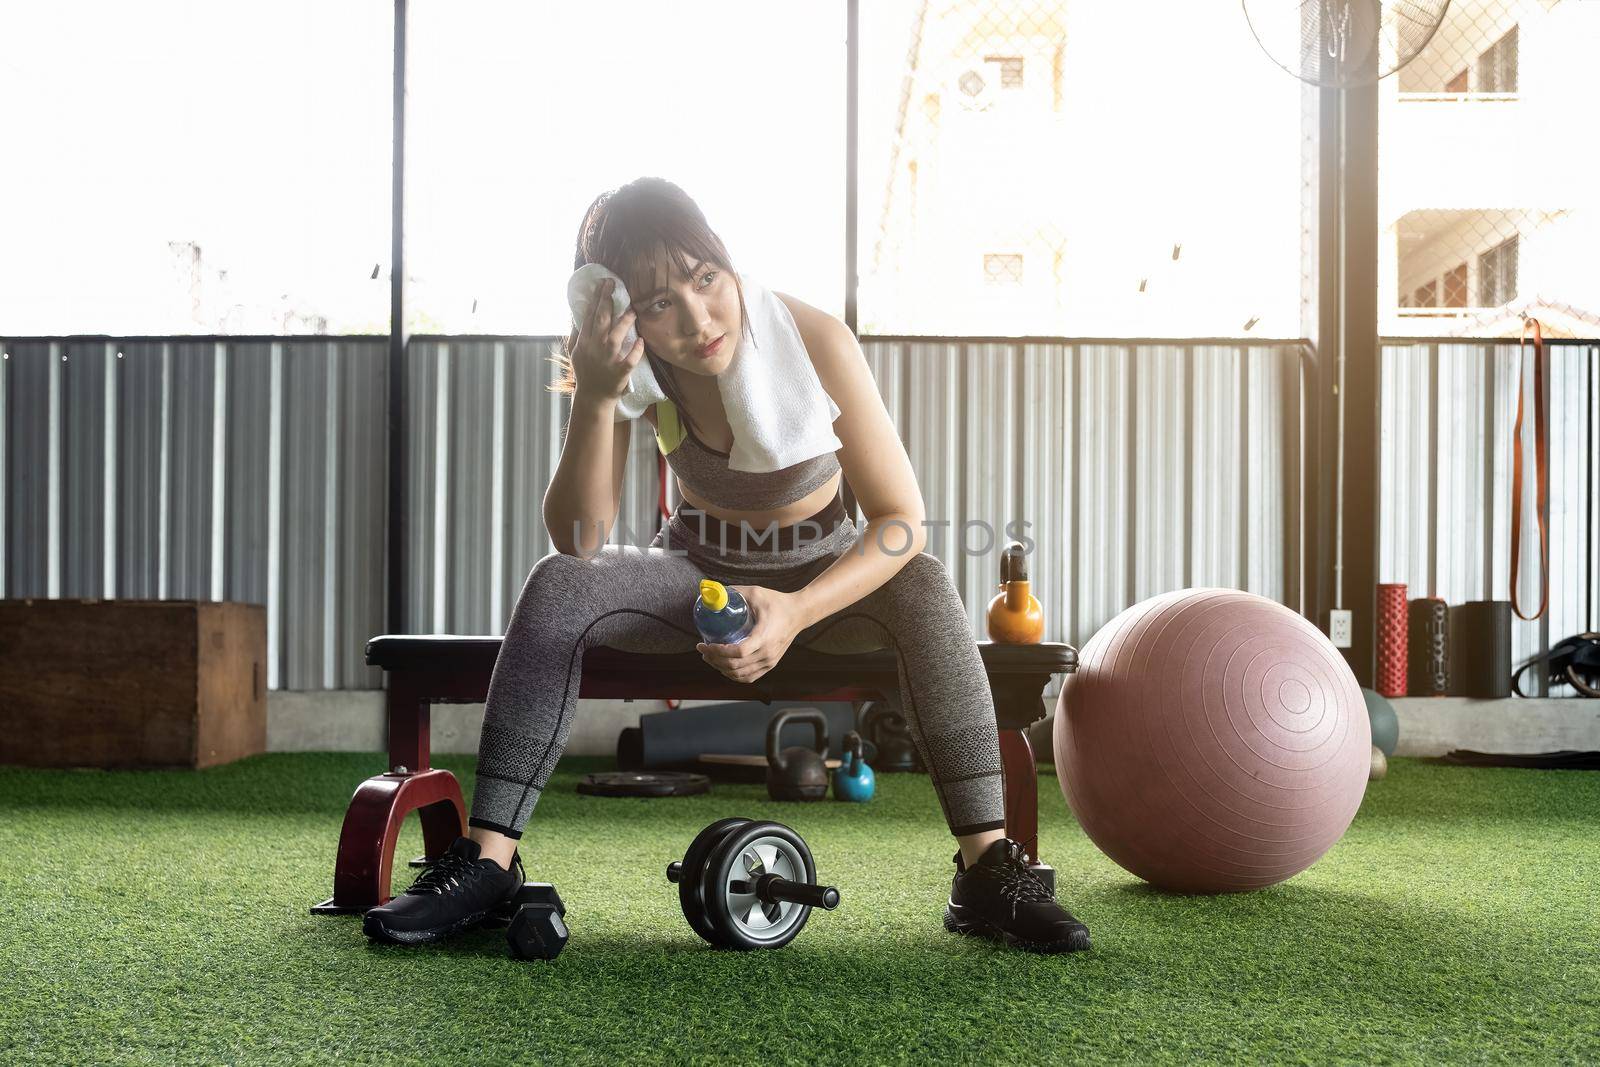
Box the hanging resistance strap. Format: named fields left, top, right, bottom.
left=1509, top=317, right=1549, bottom=621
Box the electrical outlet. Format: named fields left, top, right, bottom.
left=1328, top=609, right=1353, bottom=649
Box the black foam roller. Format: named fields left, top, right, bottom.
left=1407, top=598, right=1451, bottom=696
left=616, top=700, right=857, bottom=771
left=1449, top=600, right=1512, bottom=698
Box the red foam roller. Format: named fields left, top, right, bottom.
left=1376, top=583, right=1408, bottom=698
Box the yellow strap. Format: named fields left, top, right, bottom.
left=653, top=400, right=686, bottom=456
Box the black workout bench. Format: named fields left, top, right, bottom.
left=312, top=637, right=1075, bottom=914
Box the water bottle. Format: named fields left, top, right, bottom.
left=694, top=579, right=755, bottom=645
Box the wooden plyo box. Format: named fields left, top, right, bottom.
left=0, top=599, right=267, bottom=769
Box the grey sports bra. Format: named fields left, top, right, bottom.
left=652, top=400, right=840, bottom=512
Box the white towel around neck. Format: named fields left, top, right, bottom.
left=566, top=264, right=842, bottom=473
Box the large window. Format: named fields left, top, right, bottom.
left=404, top=1, right=846, bottom=335
left=1384, top=1, right=1599, bottom=337
left=858, top=0, right=1306, bottom=337
left=17, top=3, right=1582, bottom=344
left=0, top=3, right=393, bottom=336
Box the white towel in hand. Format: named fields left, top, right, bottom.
left=566, top=264, right=842, bottom=473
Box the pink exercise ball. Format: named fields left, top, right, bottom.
left=1053, top=588, right=1369, bottom=893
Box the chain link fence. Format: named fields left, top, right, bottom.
left=1381, top=0, right=1599, bottom=338
left=859, top=0, right=1596, bottom=342
left=859, top=0, right=1308, bottom=338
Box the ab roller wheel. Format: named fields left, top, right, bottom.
left=667, top=818, right=840, bottom=950
left=673, top=817, right=752, bottom=945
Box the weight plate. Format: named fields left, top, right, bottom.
left=677, top=818, right=751, bottom=946
left=702, top=820, right=817, bottom=950
left=576, top=771, right=711, bottom=798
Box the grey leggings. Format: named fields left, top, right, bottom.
left=468, top=500, right=1006, bottom=840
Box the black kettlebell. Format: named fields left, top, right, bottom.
left=862, top=703, right=920, bottom=773
left=766, top=709, right=829, bottom=801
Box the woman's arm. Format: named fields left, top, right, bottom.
left=775, top=294, right=929, bottom=629
left=543, top=392, right=633, bottom=558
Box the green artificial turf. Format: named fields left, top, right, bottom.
left=2, top=753, right=1597, bottom=1065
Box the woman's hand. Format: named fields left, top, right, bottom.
left=697, top=586, right=807, bottom=684
left=572, top=277, right=646, bottom=404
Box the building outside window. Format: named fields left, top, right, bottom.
left=985, top=55, right=1024, bottom=88
left=1478, top=235, right=1518, bottom=307
left=1442, top=263, right=1469, bottom=307
left=1477, top=25, right=1518, bottom=93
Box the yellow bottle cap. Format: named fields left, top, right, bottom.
left=699, top=579, right=728, bottom=612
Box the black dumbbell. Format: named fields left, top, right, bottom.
left=488, top=882, right=568, bottom=961
left=666, top=818, right=839, bottom=950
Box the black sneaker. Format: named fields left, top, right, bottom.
left=362, top=836, right=524, bottom=946
left=944, top=838, right=1092, bottom=953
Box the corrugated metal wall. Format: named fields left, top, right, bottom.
left=398, top=339, right=662, bottom=641
left=1380, top=341, right=1600, bottom=697
left=859, top=340, right=1308, bottom=653
left=4, top=335, right=1592, bottom=695
left=0, top=338, right=388, bottom=692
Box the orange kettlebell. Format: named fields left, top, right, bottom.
left=986, top=542, right=1044, bottom=644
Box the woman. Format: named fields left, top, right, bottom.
left=363, top=177, right=1090, bottom=954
